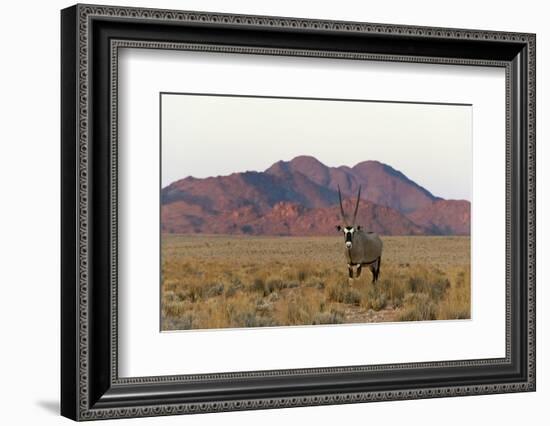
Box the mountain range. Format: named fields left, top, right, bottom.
left=161, top=156, right=470, bottom=236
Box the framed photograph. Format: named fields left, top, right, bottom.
left=61, top=4, right=536, bottom=421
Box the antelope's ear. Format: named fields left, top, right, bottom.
left=357, top=225, right=362, bottom=231
left=336, top=225, right=342, bottom=232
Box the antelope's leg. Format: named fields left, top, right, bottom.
left=371, top=258, right=380, bottom=283
left=348, top=264, right=353, bottom=279
left=369, top=261, right=377, bottom=283
left=356, top=264, right=362, bottom=278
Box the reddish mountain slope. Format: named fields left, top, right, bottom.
left=161, top=156, right=470, bottom=236
left=406, top=200, right=471, bottom=236
left=162, top=200, right=428, bottom=236
left=162, top=168, right=336, bottom=213
left=266, top=156, right=439, bottom=213
left=351, top=160, right=439, bottom=214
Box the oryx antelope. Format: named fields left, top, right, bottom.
left=336, top=185, right=383, bottom=282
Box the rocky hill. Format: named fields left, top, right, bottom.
left=161, top=156, right=470, bottom=236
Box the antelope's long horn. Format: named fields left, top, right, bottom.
left=352, top=185, right=361, bottom=225
left=337, top=185, right=348, bottom=225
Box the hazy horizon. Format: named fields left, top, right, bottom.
left=161, top=94, right=472, bottom=201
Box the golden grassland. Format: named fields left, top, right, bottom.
left=161, top=235, right=471, bottom=331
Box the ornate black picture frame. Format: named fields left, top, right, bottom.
left=61, top=4, right=536, bottom=421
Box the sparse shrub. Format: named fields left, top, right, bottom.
left=430, top=278, right=450, bottom=300
left=406, top=271, right=450, bottom=301
left=344, top=288, right=362, bottom=305
left=267, top=291, right=279, bottom=303
left=251, top=277, right=265, bottom=293
left=326, top=282, right=341, bottom=302
left=407, top=275, right=429, bottom=294
left=225, top=283, right=241, bottom=297
left=162, top=313, right=195, bottom=330
left=326, top=282, right=361, bottom=305
left=438, top=267, right=471, bottom=320
left=162, top=300, right=188, bottom=317
left=181, top=284, right=204, bottom=302
left=378, top=277, right=406, bottom=308
left=204, top=282, right=225, bottom=298
left=224, top=296, right=278, bottom=328
left=303, top=276, right=325, bottom=289
left=224, top=276, right=245, bottom=297
left=231, top=277, right=243, bottom=286
left=312, top=309, right=345, bottom=325
left=232, top=312, right=276, bottom=328
left=265, top=276, right=285, bottom=293
left=286, top=302, right=312, bottom=324
left=279, top=291, right=325, bottom=325
left=164, top=290, right=176, bottom=302
left=398, top=293, right=437, bottom=321
left=297, top=269, right=308, bottom=282
left=256, top=300, right=274, bottom=313
left=367, top=289, right=388, bottom=311
left=249, top=274, right=291, bottom=296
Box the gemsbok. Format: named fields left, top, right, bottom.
left=336, top=185, right=383, bottom=282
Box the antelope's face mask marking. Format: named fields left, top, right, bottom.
left=337, top=226, right=354, bottom=248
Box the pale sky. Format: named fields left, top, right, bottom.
left=161, top=93, right=472, bottom=201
